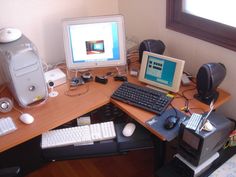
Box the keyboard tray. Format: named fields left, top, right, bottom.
left=42, top=123, right=153, bottom=161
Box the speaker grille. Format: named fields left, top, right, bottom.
left=196, top=66, right=211, bottom=97
left=139, top=39, right=165, bottom=63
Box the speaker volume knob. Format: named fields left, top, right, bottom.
left=1, top=102, right=9, bottom=109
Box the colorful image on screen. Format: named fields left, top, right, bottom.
left=144, top=56, right=176, bottom=87
left=69, top=22, right=120, bottom=63
left=86, top=40, right=105, bottom=54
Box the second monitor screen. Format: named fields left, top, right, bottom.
left=144, top=55, right=176, bottom=87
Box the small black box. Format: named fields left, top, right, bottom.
left=95, top=76, right=108, bottom=84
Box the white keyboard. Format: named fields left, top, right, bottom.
left=0, top=117, right=17, bottom=136
left=41, top=121, right=116, bottom=149
left=186, top=113, right=203, bottom=130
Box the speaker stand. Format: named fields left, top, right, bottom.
left=49, top=87, right=59, bottom=97
left=194, top=91, right=219, bottom=105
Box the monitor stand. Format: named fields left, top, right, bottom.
left=116, top=65, right=128, bottom=75
left=49, top=87, right=59, bottom=97
left=146, top=85, right=169, bottom=94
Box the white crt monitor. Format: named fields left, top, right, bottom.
left=62, top=15, right=126, bottom=70
left=139, top=51, right=185, bottom=93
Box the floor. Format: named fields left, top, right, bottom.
left=26, top=149, right=155, bottom=177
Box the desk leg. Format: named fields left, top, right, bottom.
left=152, top=136, right=166, bottom=171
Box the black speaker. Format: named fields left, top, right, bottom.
left=139, top=39, right=165, bottom=63
left=194, top=63, right=226, bottom=105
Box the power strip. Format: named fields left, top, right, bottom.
left=181, top=73, right=191, bottom=86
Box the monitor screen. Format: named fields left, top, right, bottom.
left=62, top=15, right=126, bottom=70
left=139, top=51, right=185, bottom=93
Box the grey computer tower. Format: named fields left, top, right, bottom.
left=0, top=35, right=48, bottom=107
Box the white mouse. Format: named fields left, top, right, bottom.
left=0, top=28, right=22, bottom=43
left=19, top=113, right=34, bottom=124
left=122, top=123, right=136, bottom=137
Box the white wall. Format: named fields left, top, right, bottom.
left=0, top=0, right=119, bottom=64
left=119, top=0, right=236, bottom=119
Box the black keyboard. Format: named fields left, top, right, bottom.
left=111, top=82, right=173, bottom=115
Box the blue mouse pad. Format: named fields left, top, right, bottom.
left=146, top=108, right=188, bottom=142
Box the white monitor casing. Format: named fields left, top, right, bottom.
left=139, top=51, right=185, bottom=93
left=62, top=15, right=127, bottom=70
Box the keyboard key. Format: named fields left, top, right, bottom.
left=0, top=117, right=17, bottom=136
left=186, top=113, right=202, bottom=130
left=90, top=123, right=102, bottom=141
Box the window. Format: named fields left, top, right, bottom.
left=166, top=0, right=236, bottom=51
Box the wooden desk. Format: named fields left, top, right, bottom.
left=0, top=69, right=231, bottom=153
left=110, top=75, right=230, bottom=140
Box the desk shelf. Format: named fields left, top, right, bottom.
left=42, top=123, right=154, bottom=161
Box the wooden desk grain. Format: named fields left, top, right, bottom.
left=0, top=69, right=231, bottom=152
left=0, top=77, right=112, bottom=152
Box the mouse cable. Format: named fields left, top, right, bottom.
left=175, top=86, right=196, bottom=100
left=175, top=92, right=190, bottom=114
left=177, top=86, right=206, bottom=115
left=13, top=106, right=23, bottom=114
left=181, top=86, right=208, bottom=115
left=181, top=86, right=196, bottom=100
left=170, top=103, right=178, bottom=118
left=64, top=84, right=89, bottom=97
left=175, top=86, right=196, bottom=115
left=188, top=107, right=205, bottom=115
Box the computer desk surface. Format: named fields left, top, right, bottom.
left=0, top=68, right=231, bottom=153
left=110, top=80, right=231, bottom=140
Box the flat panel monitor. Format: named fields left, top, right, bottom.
left=62, top=15, right=126, bottom=70
left=139, top=51, right=185, bottom=93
